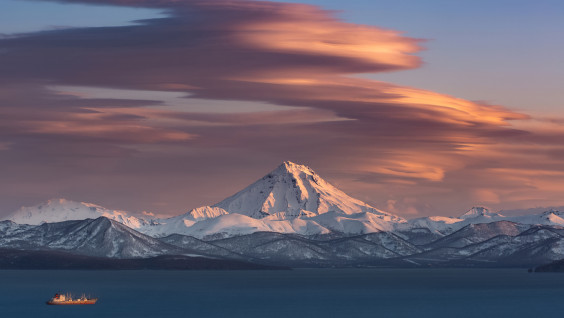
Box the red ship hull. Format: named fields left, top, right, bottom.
left=46, top=299, right=98, bottom=305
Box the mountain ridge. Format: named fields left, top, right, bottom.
left=4, top=198, right=149, bottom=229
left=4, top=161, right=564, bottom=268
left=4, top=162, right=564, bottom=240
left=2, top=217, right=564, bottom=268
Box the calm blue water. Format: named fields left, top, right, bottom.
left=1, top=269, right=563, bottom=318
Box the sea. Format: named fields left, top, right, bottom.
left=1, top=268, right=563, bottom=318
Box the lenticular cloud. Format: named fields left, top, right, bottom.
left=0, top=0, right=562, bottom=216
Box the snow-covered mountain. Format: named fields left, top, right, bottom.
left=213, top=161, right=394, bottom=219
left=140, top=206, right=230, bottom=237
left=5, top=162, right=564, bottom=247
left=3, top=198, right=148, bottom=229
left=424, top=221, right=528, bottom=249
left=399, top=216, right=463, bottom=235
left=404, top=221, right=564, bottom=267
left=143, top=210, right=405, bottom=239
left=398, top=207, right=508, bottom=236
left=0, top=220, right=33, bottom=236
left=507, top=209, right=564, bottom=227
left=2, top=216, right=564, bottom=267
left=460, top=206, right=499, bottom=219
left=207, top=231, right=421, bottom=266
left=6, top=161, right=564, bottom=267
left=140, top=161, right=405, bottom=238
left=0, top=217, right=186, bottom=258
left=4, top=162, right=407, bottom=239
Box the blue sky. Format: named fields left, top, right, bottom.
left=0, top=0, right=163, bottom=33
left=1, top=0, right=563, bottom=216
left=2, top=0, right=562, bottom=113
left=285, top=0, right=564, bottom=113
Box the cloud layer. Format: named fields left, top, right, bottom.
left=0, top=0, right=563, bottom=216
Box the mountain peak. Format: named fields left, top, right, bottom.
left=460, top=206, right=499, bottom=219
left=213, top=161, right=396, bottom=220
left=274, top=161, right=316, bottom=176
left=5, top=198, right=148, bottom=228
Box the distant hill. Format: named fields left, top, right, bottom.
left=534, top=259, right=564, bottom=272
left=0, top=248, right=287, bottom=270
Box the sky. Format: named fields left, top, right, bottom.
left=0, top=0, right=563, bottom=218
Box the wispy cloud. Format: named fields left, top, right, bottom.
left=0, top=0, right=562, bottom=216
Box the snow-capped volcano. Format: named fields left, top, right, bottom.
left=5, top=162, right=564, bottom=267
left=3, top=163, right=406, bottom=239
left=3, top=198, right=148, bottom=229
left=139, top=161, right=405, bottom=238
left=12, top=163, right=564, bottom=242
left=214, top=161, right=393, bottom=219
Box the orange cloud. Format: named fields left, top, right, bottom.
left=28, top=119, right=193, bottom=143
left=0, top=0, right=563, bottom=216
left=234, top=2, right=421, bottom=73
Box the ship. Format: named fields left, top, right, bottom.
left=46, top=293, right=98, bottom=305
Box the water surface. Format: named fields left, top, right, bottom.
left=1, top=269, right=563, bottom=318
